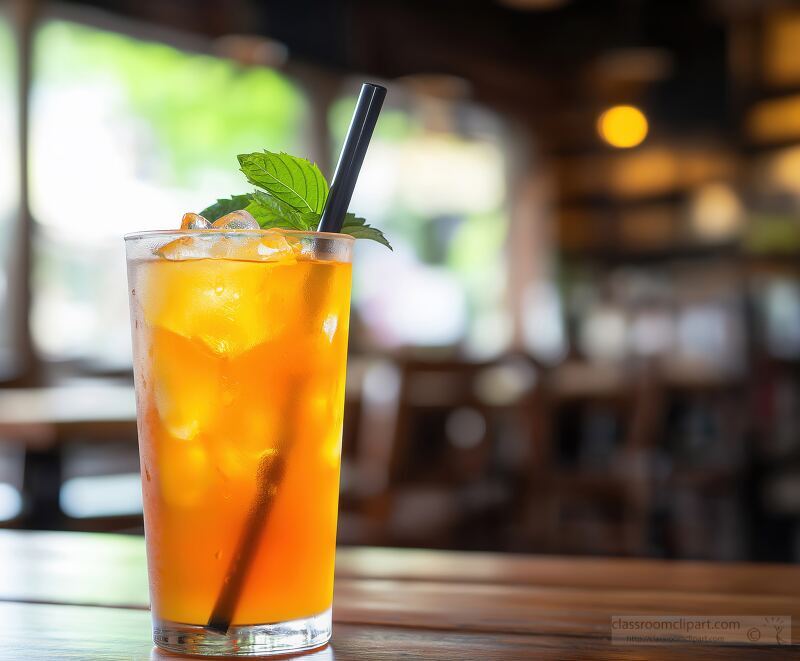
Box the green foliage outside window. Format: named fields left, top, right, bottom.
left=34, top=21, right=307, bottom=184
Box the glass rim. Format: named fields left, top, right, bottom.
left=123, top=228, right=356, bottom=243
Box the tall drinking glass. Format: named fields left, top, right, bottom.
left=125, top=229, right=353, bottom=656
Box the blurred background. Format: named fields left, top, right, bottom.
left=1, top=0, right=800, bottom=562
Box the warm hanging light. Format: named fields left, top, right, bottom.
left=597, top=105, right=649, bottom=148
left=689, top=182, right=744, bottom=241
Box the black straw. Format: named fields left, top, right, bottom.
left=317, top=83, right=386, bottom=233
left=207, top=451, right=287, bottom=634
left=207, top=83, right=385, bottom=635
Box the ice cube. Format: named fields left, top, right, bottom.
left=255, top=233, right=296, bottom=261
left=180, top=212, right=212, bottom=230
left=156, top=235, right=214, bottom=260
left=207, top=232, right=298, bottom=263
left=212, top=210, right=259, bottom=230
left=140, top=259, right=286, bottom=356
left=213, top=413, right=276, bottom=480
left=208, top=236, right=242, bottom=260
left=151, top=327, right=221, bottom=440
left=302, top=378, right=345, bottom=470
left=158, top=438, right=210, bottom=508
left=211, top=353, right=282, bottom=480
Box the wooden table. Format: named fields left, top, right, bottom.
left=0, top=531, right=797, bottom=659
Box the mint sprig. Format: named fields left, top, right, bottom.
left=341, top=213, right=391, bottom=249
left=200, top=149, right=391, bottom=249
left=200, top=194, right=252, bottom=221
left=238, top=152, right=328, bottom=215
left=246, top=191, right=318, bottom=230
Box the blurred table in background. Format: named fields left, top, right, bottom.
left=0, top=530, right=797, bottom=659
left=0, top=384, right=137, bottom=528
left=0, top=384, right=136, bottom=441
left=0, top=361, right=787, bottom=563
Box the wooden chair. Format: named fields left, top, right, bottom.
left=350, top=354, right=544, bottom=550
left=517, top=361, right=664, bottom=556
left=660, top=370, right=749, bottom=560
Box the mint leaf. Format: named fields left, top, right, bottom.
left=197, top=148, right=391, bottom=249
left=245, top=191, right=318, bottom=230
left=200, top=194, right=251, bottom=221
left=238, top=151, right=328, bottom=215
left=341, top=213, right=392, bottom=249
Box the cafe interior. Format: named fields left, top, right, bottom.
left=1, top=0, right=800, bottom=565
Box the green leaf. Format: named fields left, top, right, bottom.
left=199, top=194, right=251, bottom=221
left=197, top=149, right=390, bottom=249
left=245, top=191, right=319, bottom=230
left=341, top=212, right=393, bottom=249
left=238, top=151, right=328, bottom=215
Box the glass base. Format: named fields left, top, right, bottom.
left=153, top=608, right=332, bottom=656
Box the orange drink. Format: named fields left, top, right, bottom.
left=126, top=229, right=353, bottom=655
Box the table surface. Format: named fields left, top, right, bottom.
left=0, top=531, right=797, bottom=660
left=0, top=385, right=138, bottom=449
left=0, top=385, right=137, bottom=425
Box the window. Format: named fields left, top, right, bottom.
left=30, top=20, right=309, bottom=367
left=329, top=89, right=511, bottom=357
left=0, top=14, right=18, bottom=378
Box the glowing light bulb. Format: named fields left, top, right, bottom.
left=597, top=105, right=649, bottom=148
left=690, top=183, right=743, bottom=240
